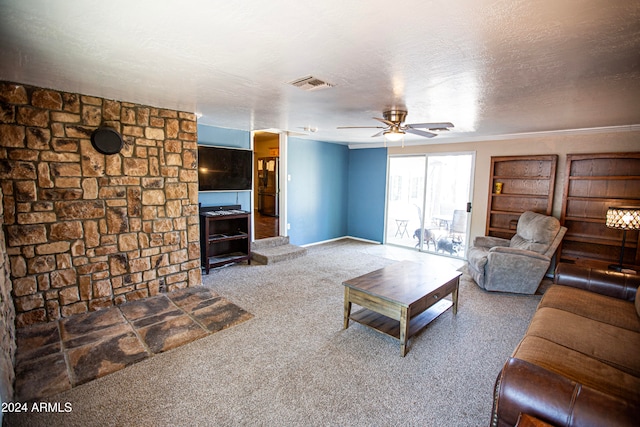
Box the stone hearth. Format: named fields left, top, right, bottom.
left=14, top=286, right=252, bottom=401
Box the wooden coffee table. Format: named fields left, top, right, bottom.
left=343, top=260, right=461, bottom=356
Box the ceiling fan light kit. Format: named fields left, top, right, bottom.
left=382, top=110, right=408, bottom=124
left=383, top=129, right=405, bottom=141
left=337, top=109, right=454, bottom=142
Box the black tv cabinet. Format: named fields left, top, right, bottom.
left=199, top=205, right=251, bottom=274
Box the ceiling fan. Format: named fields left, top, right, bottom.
left=337, top=110, right=454, bottom=141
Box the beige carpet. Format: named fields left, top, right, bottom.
left=6, top=239, right=541, bottom=427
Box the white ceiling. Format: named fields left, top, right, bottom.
left=1, top=0, right=639, bottom=147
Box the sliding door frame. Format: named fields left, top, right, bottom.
left=384, top=150, right=476, bottom=259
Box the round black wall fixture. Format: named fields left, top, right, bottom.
left=91, top=127, right=123, bottom=155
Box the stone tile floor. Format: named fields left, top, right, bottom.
left=14, top=286, right=253, bottom=401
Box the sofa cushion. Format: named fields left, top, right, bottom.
left=539, top=285, right=640, bottom=332
left=509, top=212, right=561, bottom=254
left=509, top=235, right=547, bottom=253
left=522, top=307, right=640, bottom=377
left=512, top=335, right=640, bottom=407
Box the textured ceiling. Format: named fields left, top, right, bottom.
left=1, top=0, right=639, bottom=146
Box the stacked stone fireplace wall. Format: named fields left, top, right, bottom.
left=0, top=82, right=202, bottom=327
left=0, top=187, right=16, bottom=404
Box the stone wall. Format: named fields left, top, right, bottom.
left=0, top=187, right=16, bottom=404
left=0, top=82, right=202, bottom=327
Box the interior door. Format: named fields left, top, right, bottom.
left=386, top=153, right=474, bottom=259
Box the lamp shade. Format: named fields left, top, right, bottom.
left=605, top=207, right=640, bottom=230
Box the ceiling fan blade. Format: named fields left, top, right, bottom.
left=373, top=117, right=396, bottom=127
left=286, top=131, right=309, bottom=137
left=337, top=126, right=385, bottom=129
left=405, top=128, right=437, bottom=138
left=371, top=130, right=385, bottom=137
left=406, top=122, right=454, bottom=129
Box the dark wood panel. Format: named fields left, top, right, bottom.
left=560, top=241, right=615, bottom=262
left=565, top=198, right=623, bottom=220
left=494, top=159, right=554, bottom=177
left=559, top=240, right=638, bottom=265
left=486, top=155, right=557, bottom=239
left=568, top=179, right=640, bottom=199
left=569, top=156, right=640, bottom=177
left=560, top=152, right=640, bottom=269
left=491, top=196, right=549, bottom=213
left=563, top=219, right=619, bottom=242
left=491, top=178, right=551, bottom=195
left=489, top=212, right=520, bottom=231
left=487, top=229, right=515, bottom=239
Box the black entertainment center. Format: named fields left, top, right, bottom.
left=197, top=145, right=253, bottom=273
left=199, top=205, right=251, bottom=274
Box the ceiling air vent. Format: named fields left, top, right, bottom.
left=287, top=75, right=334, bottom=91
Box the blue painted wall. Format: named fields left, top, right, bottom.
left=197, top=124, right=252, bottom=210
left=196, top=124, right=388, bottom=245
left=287, top=137, right=349, bottom=246
left=198, top=124, right=251, bottom=149
left=347, top=148, right=387, bottom=242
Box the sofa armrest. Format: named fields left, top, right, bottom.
left=492, top=358, right=640, bottom=427
left=473, top=235, right=510, bottom=249
left=554, top=263, right=639, bottom=301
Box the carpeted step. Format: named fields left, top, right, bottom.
left=252, top=236, right=290, bottom=250
left=251, top=243, right=307, bottom=265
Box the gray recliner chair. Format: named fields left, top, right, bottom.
left=467, top=211, right=567, bottom=294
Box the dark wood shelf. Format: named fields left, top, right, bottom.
left=207, top=252, right=250, bottom=265
left=568, top=175, right=640, bottom=180
left=486, top=155, right=558, bottom=239
left=488, top=226, right=517, bottom=233
left=349, top=299, right=452, bottom=341
left=208, top=231, right=249, bottom=243
left=490, top=210, right=528, bottom=214
left=565, top=196, right=640, bottom=202
left=559, top=152, right=640, bottom=269
left=563, top=234, right=638, bottom=248
left=493, top=175, right=553, bottom=180
left=491, top=194, right=549, bottom=198
left=200, top=207, right=251, bottom=274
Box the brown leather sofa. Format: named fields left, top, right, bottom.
left=491, top=263, right=640, bottom=427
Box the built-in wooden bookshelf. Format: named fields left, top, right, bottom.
left=559, top=152, right=640, bottom=269
left=486, top=155, right=558, bottom=239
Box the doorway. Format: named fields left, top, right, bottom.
left=253, top=131, right=280, bottom=240
left=385, top=153, right=474, bottom=259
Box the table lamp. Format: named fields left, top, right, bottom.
left=605, top=207, right=640, bottom=272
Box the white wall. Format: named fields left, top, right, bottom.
left=389, top=130, right=640, bottom=241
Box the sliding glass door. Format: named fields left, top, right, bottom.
left=386, top=153, right=474, bottom=259
left=386, top=156, right=426, bottom=249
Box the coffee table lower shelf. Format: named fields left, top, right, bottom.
left=349, top=298, right=452, bottom=340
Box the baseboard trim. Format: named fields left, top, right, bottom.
left=300, top=236, right=382, bottom=247
left=344, top=236, right=382, bottom=245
